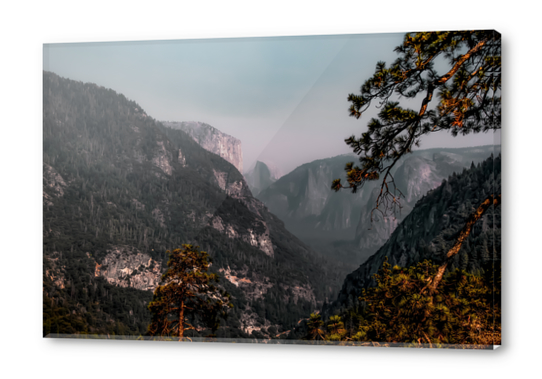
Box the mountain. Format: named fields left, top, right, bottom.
left=42, top=72, right=346, bottom=339
left=162, top=121, right=243, bottom=173
left=355, top=146, right=501, bottom=255
left=244, top=160, right=282, bottom=197
left=256, top=146, right=499, bottom=265
left=324, top=154, right=501, bottom=317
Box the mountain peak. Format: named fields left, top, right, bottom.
left=244, top=160, right=283, bottom=197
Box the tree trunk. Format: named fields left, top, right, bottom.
left=430, top=194, right=501, bottom=292
left=179, top=301, right=185, bottom=341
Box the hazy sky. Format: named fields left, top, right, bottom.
left=44, top=33, right=499, bottom=175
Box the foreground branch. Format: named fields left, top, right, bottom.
left=430, top=194, right=501, bottom=292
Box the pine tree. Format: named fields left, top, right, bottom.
left=306, top=313, right=325, bottom=340
left=352, top=259, right=500, bottom=346
left=332, top=31, right=501, bottom=217
left=147, top=244, right=232, bottom=340
left=326, top=315, right=347, bottom=341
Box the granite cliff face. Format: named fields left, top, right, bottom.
left=257, top=154, right=366, bottom=233
left=354, top=146, right=501, bottom=256
left=162, top=121, right=243, bottom=173
left=210, top=212, right=274, bottom=257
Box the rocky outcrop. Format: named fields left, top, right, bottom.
left=152, top=208, right=166, bottom=228
left=177, top=149, right=187, bottom=167
left=43, top=163, right=68, bottom=205
left=160, top=120, right=277, bottom=259
left=208, top=166, right=275, bottom=257
left=219, top=266, right=273, bottom=300
left=44, top=252, right=66, bottom=289
left=210, top=215, right=274, bottom=257
left=95, top=246, right=162, bottom=291
left=131, top=198, right=145, bottom=211
left=280, top=283, right=316, bottom=305
left=163, top=121, right=243, bottom=173
left=239, top=308, right=280, bottom=337
left=152, top=140, right=174, bottom=176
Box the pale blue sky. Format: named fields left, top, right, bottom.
left=44, top=33, right=498, bottom=175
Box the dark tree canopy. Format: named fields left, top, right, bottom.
left=147, top=244, right=232, bottom=340
left=303, top=259, right=501, bottom=347
left=332, top=30, right=501, bottom=217
left=354, top=259, right=501, bottom=346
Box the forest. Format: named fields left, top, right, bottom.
left=43, top=71, right=348, bottom=339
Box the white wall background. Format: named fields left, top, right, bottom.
left=0, top=1, right=537, bottom=378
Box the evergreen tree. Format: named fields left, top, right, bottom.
left=147, top=244, right=232, bottom=340
left=332, top=31, right=501, bottom=217
left=306, top=258, right=501, bottom=346
left=306, top=313, right=325, bottom=340
left=326, top=315, right=347, bottom=341
left=352, top=259, right=500, bottom=346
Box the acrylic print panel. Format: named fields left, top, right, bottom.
left=42, top=30, right=501, bottom=348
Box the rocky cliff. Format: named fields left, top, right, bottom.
left=257, top=154, right=366, bottom=232
left=354, top=146, right=501, bottom=257
left=162, top=121, right=243, bottom=173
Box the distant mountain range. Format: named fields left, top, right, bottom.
left=256, top=145, right=500, bottom=265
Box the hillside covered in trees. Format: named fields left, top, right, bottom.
left=325, top=153, right=501, bottom=317
left=43, top=72, right=349, bottom=339
left=283, top=154, right=501, bottom=346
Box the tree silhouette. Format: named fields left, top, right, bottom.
left=332, top=30, right=501, bottom=219
left=147, top=244, right=232, bottom=340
